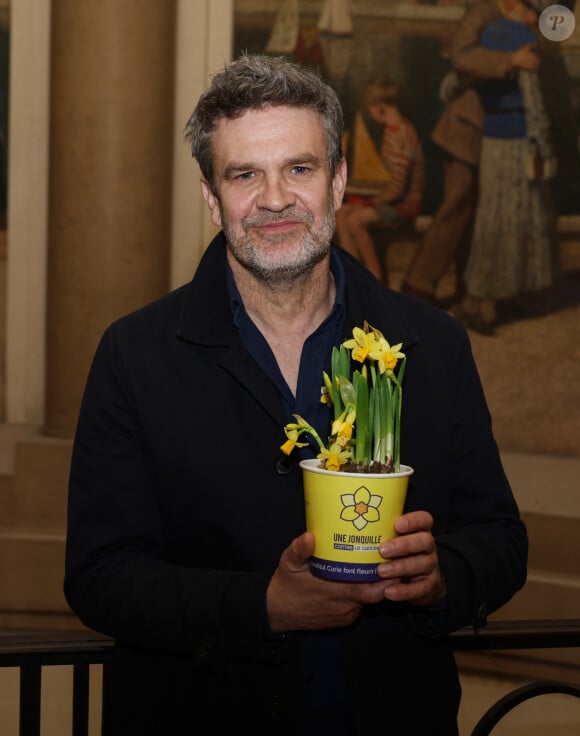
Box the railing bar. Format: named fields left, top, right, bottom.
left=72, top=663, right=90, bottom=736
left=470, top=681, right=580, bottom=736
left=19, top=664, right=41, bottom=736
left=451, top=621, right=580, bottom=650
left=452, top=635, right=580, bottom=650
left=101, top=661, right=113, bottom=736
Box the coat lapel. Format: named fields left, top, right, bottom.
left=174, top=234, right=419, bottom=429
left=341, top=251, right=419, bottom=355
left=175, top=233, right=288, bottom=429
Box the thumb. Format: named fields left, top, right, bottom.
left=286, top=531, right=315, bottom=568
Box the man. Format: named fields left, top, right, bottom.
left=400, top=0, right=541, bottom=306
left=64, top=54, right=527, bottom=735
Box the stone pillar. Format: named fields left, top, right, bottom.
left=44, top=0, right=176, bottom=437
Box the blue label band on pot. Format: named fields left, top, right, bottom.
left=310, top=557, right=380, bottom=582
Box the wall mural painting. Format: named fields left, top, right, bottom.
left=233, top=0, right=580, bottom=458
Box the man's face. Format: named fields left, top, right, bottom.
left=201, top=105, right=346, bottom=286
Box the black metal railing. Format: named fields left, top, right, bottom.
left=1, top=620, right=579, bottom=736
left=0, top=630, right=114, bottom=736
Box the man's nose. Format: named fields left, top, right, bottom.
left=256, top=175, right=295, bottom=210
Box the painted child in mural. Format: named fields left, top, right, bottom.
left=453, top=0, right=558, bottom=335
left=335, top=77, right=424, bottom=284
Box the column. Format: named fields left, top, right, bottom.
left=44, top=0, right=176, bottom=437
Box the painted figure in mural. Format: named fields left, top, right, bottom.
left=400, top=0, right=542, bottom=307
left=264, top=0, right=351, bottom=83
left=335, top=77, right=424, bottom=283
left=453, top=0, right=557, bottom=334
left=265, top=0, right=300, bottom=57
left=317, top=0, right=354, bottom=90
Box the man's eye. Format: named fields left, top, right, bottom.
left=236, top=171, right=254, bottom=181
left=291, top=166, right=309, bottom=175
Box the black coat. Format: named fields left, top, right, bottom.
left=64, top=233, right=527, bottom=735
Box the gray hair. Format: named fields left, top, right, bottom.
left=184, top=53, right=344, bottom=190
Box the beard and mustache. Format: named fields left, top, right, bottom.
left=220, top=195, right=337, bottom=291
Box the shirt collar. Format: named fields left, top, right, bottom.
left=226, top=248, right=346, bottom=326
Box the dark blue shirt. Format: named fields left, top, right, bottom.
left=480, top=18, right=537, bottom=139
left=227, top=248, right=347, bottom=453
left=227, top=247, right=355, bottom=735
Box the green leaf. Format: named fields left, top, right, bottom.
left=353, top=371, right=369, bottom=463
left=338, top=375, right=356, bottom=409
left=329, top=348, right=344, bottom=418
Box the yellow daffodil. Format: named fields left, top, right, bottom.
left=317, top=444, right=351, bottom=471
left=280, top=414, right=327, bottom=457
left=291, top=414, right=310, bottom=428
left=369, top=337, right=405, bottom=374
left=331, top=409, right=356, bottom=447
left=342, top=325, right=378, bottom=364
left=281, top=323, right=406, bottom=472
left=320, top=371, right=336, bottom=406
left=280, top=428, right=309, bottom=456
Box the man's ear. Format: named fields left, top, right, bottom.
left=201, top=179, right=223, bottom=228
left=332, top=158, right=347, bottom=211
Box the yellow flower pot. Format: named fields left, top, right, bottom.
left=300, top=458, right=414, bottom=582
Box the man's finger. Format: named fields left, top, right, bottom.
left=286, top=531, right=315, bottom=567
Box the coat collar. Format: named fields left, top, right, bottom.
left=175, top=231, right=419, bottom=356
left=176, top=232, right=237, bottom=346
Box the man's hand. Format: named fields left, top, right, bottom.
left=267, top=532, right=391, bottom=633
left=511, top=42, right=540, bottom=71
left=376, top=511, right=446, bottom=607
left=267, top=512, right=445, bottom=633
